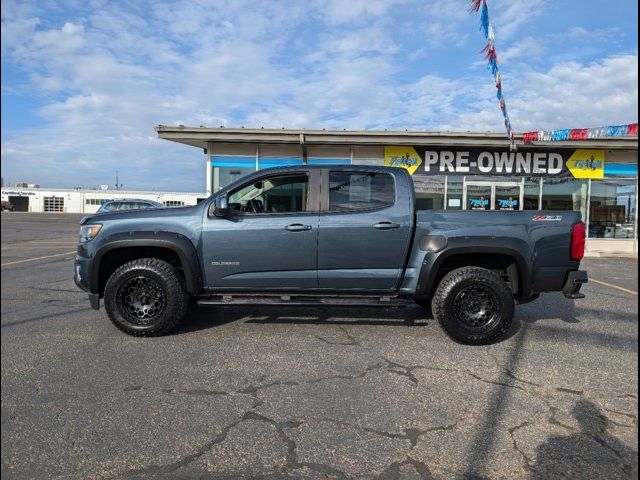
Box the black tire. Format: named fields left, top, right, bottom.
left=104, top=258, right=188, bottom=336
left=431, top=266, right=514, bottom=345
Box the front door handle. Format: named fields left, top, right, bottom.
left=373, top=221, right=400, bottom=230
left=285, top=223, right=312, bottom=232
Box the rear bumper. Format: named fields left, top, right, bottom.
left=563, top=270, right=588, bottom=299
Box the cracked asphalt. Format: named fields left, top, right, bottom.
left=1, top=213, right=638, bottom=479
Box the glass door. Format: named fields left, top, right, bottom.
left=495, top=183, right=522, bottom=211
left=463, top=180, right=524, bottom=210
left=464, top=182, right=492, bottom=210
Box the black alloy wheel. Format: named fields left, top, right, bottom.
left=431, top=266, right=514, bottom=345
left=118, top=276, right=167, bottom=325
left=452, top=284, right=499, bottom=330
left=104, top=258, right=189, bottom=336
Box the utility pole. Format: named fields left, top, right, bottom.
left=115, top=170, right=123, bottom=190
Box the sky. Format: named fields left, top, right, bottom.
left=1, top=0, right=638, bottom=192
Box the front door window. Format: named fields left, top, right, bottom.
left=228, top=174, right=308, bottom=214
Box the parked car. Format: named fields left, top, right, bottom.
left=75, top=165, right=587, bottom=344
left=1, top=200, right=14, bottom=212
left=96, top=199, right=163, bottom=213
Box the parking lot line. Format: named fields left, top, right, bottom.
left=2, top=245, right=78, bottom=250
left=1, top=251, right=76, bottom=267
left=590, top=278, right=638, bottom=295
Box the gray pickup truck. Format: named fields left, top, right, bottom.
left=74, top=165, right=587, bottom=344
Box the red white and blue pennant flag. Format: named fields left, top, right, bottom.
left=522, top=123, right=638, bottom=143
left=470, top=0, right=516, bottom=150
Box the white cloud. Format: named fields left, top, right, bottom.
left=0, top=0, right=637, bottom=191
left=443, top=53, right=639, bottom=132
left=491, top=0, right=547, bottom=40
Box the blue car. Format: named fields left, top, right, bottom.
left=96, top=199, right=163, bottom=213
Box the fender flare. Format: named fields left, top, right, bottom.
left=416, top=244, right=532, bottom=299
left=90, top=232, right=203, bottom=294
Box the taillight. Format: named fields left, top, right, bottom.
left=570, top=222, right=586, bottom=260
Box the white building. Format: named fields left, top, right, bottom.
left=1, top=188, right=206, bottom=214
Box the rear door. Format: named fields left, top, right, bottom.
left=317, top=169, right=413, bottom=291
left=201, top=170, right=320, bottom=290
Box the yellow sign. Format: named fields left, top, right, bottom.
left=566, top=149, right=605, bottom=179
left=384, top=146, right=422, bottom=175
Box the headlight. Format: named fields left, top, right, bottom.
left=79, top=224, right=102, bottom=242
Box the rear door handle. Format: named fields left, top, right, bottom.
left=373, top=221, right=400, bottom=230
left=285, top=223, right=312, bottom=232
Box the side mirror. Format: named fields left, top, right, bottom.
left=213, top=196, right=229, bottom=217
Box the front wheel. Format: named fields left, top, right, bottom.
left=104, top=258, right=188, bottom=336
left=431, top=267, right=514, bottom=345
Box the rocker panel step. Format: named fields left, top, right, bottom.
left=197, top=295, right=416, bottom=308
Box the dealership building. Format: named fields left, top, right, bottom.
left=156, top=126, right=638, bottom=255
left=0, top=188, right=203, bottom=214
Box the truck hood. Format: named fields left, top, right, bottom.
left=80, top=204, right=204, bottom=225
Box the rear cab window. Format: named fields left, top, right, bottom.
left=328, top=171, right=395, bottom=212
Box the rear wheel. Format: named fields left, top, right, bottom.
left=431, top=266, right=514, bottom=345
left=104, top=258, right=188, bottom=336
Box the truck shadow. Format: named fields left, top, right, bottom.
left=171, top=304, right=431, bottom=335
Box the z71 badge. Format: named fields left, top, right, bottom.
left=532, top=215, right=563, bottom=222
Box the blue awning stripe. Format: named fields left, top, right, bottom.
left=211, top=156, right=255, bottom=167
left=307, top=158, right=351, bottom=165
left=258, top=157, right=303, bottom=168
left=605, top=163, right=638, bottom=176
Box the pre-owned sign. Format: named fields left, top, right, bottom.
left=412, top=148, right=604, bottom=178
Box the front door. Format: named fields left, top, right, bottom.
left=201, top=171, right=320, bottom=290
left=317, top=170, right=413, bottom=291
left=463, top=181, right=523, bottom=210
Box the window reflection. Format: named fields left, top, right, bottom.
left=541, top=178, right=588, bottom=220
left=589, top=179, right=637, bottom=239
left=412, top=176, right=445, bottom=210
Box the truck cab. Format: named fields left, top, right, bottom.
left=74, top=165, right=587, bottom=344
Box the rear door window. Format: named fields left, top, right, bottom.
left=328, top=172, right=395, bottom=212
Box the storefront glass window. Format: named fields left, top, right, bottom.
left=541, top=178, right=588, bottom=219
left=588, top=179, right=637, bottom=239
left=446, top=177, right=464, bottom=210
left=523, top=178, right=541, bottom=210
left=212, top=156, right=256, bottom=191
left=412, top=176, right=445, bottom=210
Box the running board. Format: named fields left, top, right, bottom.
left=197, top=295, right=416, bottom=308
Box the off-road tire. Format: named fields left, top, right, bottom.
left=104, top=258, right=188, bottom=336
left=431, top=266, right=514, bottom=345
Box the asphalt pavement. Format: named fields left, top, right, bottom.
left=1, top=212, right=638, bottom=479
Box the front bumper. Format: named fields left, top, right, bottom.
left=74, top=254, right=100, bottom=310
left=563, top=270, right=588, bottom=299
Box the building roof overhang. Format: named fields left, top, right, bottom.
left=155, top=125, right=638, bottom=151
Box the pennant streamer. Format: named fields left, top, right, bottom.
left=470, top=0, right=516, bottom=150
left=522, top=123, right=638, bottom=143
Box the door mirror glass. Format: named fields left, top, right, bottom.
left=214, top=196, right=229, bottom=216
